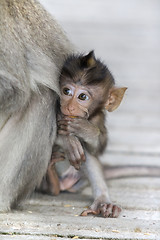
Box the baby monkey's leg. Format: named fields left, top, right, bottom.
left=40, top=151, right=65, bottom=196
left=81, top=152, right=121, bottom=218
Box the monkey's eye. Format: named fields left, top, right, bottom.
left=63, top=88, right=72, bottom=96
left=78, top=93, right=89, bottom=101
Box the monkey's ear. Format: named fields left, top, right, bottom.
left=105, top=87, right=127, bottom=112
left=81, top=51, right=96, bottom=68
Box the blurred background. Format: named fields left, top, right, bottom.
left=40, top=0, right=160, bottom=167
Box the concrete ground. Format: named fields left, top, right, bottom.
left=0, top=0, right=160, bottom=239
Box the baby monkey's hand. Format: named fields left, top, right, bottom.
left=60, top=134, right=86, bottom=170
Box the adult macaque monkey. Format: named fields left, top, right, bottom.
left=0, top=0, right=75, bottom=212
left=41, top=51, right=127, bottom=217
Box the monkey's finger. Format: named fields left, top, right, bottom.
left=52, top=151, right=65, bottom=159
left=67, top=151, right=76, bottom=164
left=80, top=209, right=99, bottom=216
left=100, top=203, right=113, bottom=218
left=58, top=123, right=68, bottom=131
left=70, top=141, right=82, bottom=166
left=73, top=139, right=86, bottom=163
left=76, top=151, right=85, bottom=163
left=51, top=152, right=65, bottom=164
left=58, top=120, right=69, bottom=126
left=66, top=147, right=79, bottom=170
left=68, top=142, right=82, bottom=169
left=81, top=154, right=86, bottom=162
left=76, top=141, right=86, bottom=162
left=50, top=157, right=64, bottom=166
left=58, top=124, right=77, bottom=134
left=61, top=118, right=83, bottom=129
left=66, top=125, right=79, bottom=134
left=58, top=130, right=69, bottom=135
left=58, top=126, right=68, bottom=132
left=59, top=122, right=79, bottom=133
left=112, top=205, right=122, bottom=218
left=69, top=159, right=80, bottom=170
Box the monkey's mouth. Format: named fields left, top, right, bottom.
left=68, top=116, right=78, bottom=118
left=66, top=114, right=88, bottom=119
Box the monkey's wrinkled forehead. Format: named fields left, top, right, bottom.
left=60, top=51, right=115, bottom=87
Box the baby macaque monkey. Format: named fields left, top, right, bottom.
left=40, top=51, right=127, bottom=218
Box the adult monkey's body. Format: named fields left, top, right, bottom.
left=0, top=0, right=73, bottom=212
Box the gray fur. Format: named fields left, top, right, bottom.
left=0, top=0, right=73, bottom=211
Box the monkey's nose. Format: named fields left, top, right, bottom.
left=68, top=105, right=75, bottom=113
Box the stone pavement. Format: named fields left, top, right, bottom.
left=0, top=0, right=160, bottom=239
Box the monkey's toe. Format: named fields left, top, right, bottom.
left=80, top=208, right=99, bottom=216
left=80, top=203, right=121, bottom=218
left=51, top=152, right=65, bottom=164
left=99, top=203, right=122, bottom=218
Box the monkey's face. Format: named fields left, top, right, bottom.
left=60, top=82, right=94, bottom=118
left=59, top=51, right=127, bottom=118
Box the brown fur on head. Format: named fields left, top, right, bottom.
left=60, top=51, right=115, bottom=101
left=59, top=51, right=127, bottom=118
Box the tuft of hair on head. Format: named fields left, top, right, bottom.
left=80, top=50, right=96, bottom=68
left=60, top=51, right=115, bottom=88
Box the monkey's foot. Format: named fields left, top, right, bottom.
left=51, top=152, right=65, bottom=165
left=81, top=203, right=121, bottom=218
left=59, top=166, right=81, bottom=191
